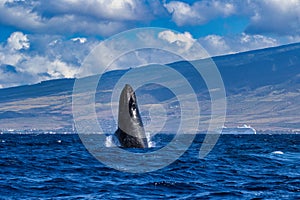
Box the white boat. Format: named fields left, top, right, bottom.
left=222, top=124, right=257, bottom=134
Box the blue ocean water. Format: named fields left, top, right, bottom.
left=0, top=133, right=299, bottom=199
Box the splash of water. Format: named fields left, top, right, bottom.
left=146, top=132, right=156, bottom=148
left=105, top=133, right=155, bottom=148
left=272, top=151, right=284, bottom=155
left=105, top=135, right=118, bottom=147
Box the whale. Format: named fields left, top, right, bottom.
left=114, top=84, right=148, bottom=148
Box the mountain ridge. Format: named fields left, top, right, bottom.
left=0, top=42, right=299, bottom=132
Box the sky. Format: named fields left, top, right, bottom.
left=0, top=0, right=300, bottom=88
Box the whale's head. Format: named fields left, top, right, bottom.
left=116, top=84, right=147, bottom=148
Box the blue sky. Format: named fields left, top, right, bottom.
left=0, top=0, right=300, bottom=88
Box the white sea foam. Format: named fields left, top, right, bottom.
left=272, top=151, right=284, bottom=155
left=105, top=135, right=118, bottom=147
left=146, top=132, right=156, bottom=148
left=105, top=133, right=155, bottom=148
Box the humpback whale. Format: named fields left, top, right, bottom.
left=114, top=84, right=148, bottom=148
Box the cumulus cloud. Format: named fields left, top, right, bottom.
left=0, top=31, right=98, bottom=87
left=7, top=32, right=30, bottom=50
left=199, top=33, right=278, bottom=56
left=0, top=1, right=47, bottom=39
left=0, top=1, right=125, bottom=37
left=0, top=32, right=31, bottom=67
left=286, top=35, right=300, bottom=44
left=19, top=56, right=78, bottom=79
left=158, top=30, right=196, bottom=51
left=0, top=64, right=35, bottom=88
left=1, top=0, right=300, bottom=38
left=38, top=0, right=149, bottom=21
left=77, top=29, right=210, bottom=77
left=201, top=35, right=231, bottom=56
left=71, top=37, right=87, bottom=44
left=163, top=0, right=300, bottom=37
left=164, top=0, right=235, bottom=26
left=238, top=33, right=278, bottom=50
left=0, top=0, right=164, bottom=37
left=245, top=0, right=300, bottom=36
left=1, top=0, right=300, bottom=88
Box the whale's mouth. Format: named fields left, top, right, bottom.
left=125, top=84, right=141, bottom=122
left=129, top=96, right=137, bottom=118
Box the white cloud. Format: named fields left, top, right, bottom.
left=39, top=0, right=147, bottom=21
left=199, top=33, right=278, bottom=56
left=0, top=0, right=163, bottom=37
left=20, top=56, right=78, bottom=79
left=0, top=32, right=30, bottom=67
left=77, top=29, right=209, bottom=77
left=239, top=33, right=278, bottom=50
left=0, top=65, right=35, bottom=88
left=202, top=35, right=231, bottom=56
left=286, top=35, right=300, bottom=44
left=0, top=1, right=43, bottom=31
left=1, top=0, right=300, bottom=88
left=1, top=0, right=300, bottom=39
left=245, top=0, right=300, bottom=36
left=7, top=32, right=30, bottom=51
left=158, top=30, right=196, bottom=51
left=71, top=37, right=87, bottom=44
left=0, top=31, right=98, bottom=87
left=28, top=34, right=98, bottom=67
left=164, top=0, right=235, bottom=26
left=163, top=0, right=300, bottom=37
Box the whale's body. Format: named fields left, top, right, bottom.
left=114, top=84, right=148, bottom=148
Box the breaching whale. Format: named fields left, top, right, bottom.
left=114, top=84, right=148, bottom=148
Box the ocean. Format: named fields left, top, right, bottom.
left=0, top=133, right=299, bottom=199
